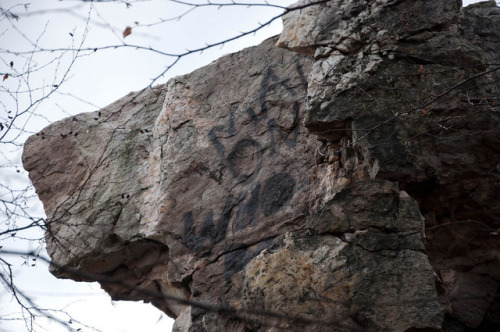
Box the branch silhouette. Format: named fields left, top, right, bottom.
left=1, top=0, right=499, bottom=331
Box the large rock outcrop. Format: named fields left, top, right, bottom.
left=278, top=0, right=500, bottom=329
left=23, top=0, right=499, bottom=331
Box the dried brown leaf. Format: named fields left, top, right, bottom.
left=123, top=26, right=132, bottom=38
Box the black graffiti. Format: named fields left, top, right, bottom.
left=227, top=138, right=263, bottom=181
left=223, top=247, right=256, bottom=280
left=267, top=100, right=301, bottom=155
left=208, top=108, right=236, bottom=157
left=234, top=183, right=260, bottom=231
left=258, top=67, right=297, bottom=117
left=261, top=173, right=295, bottom=217
left=223, top=238, right=274, bottom=280
left=184, top=60, right=305, bottom=251
left=183, top=172, right=295, bottom=251
left=183, top=194, right=235, bottom=251
left=208, top=61, right=306, bottom=165
left=248, top=66, right=302, bottom=156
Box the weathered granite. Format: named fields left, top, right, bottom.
left=24, top=37, right=321, bottom=322
left=23, top=0, right=499, bottom=331
left=278, top=0, right=500, bottom=330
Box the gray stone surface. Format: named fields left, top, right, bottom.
left=279, top=0, right=500, bottom=330
left=23, top=0, right=499, bottom=331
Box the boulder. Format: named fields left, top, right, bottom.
left=23, top=0, right=499, bottom=330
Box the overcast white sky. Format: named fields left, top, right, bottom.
left=0, top=0, right=485, bottom=331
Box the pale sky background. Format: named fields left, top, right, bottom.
left=0, top=0, right=485, bottom=331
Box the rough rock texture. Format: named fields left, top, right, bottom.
left=278, top=0, right=500, bottom=330
left=23, top=0, right=499, bottom=331
left=23, top=37, right=321, bottom=321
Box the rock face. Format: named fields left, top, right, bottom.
left=23, top=1, right=499, bottom=331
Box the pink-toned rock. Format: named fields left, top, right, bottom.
left=24, top=36, right=321, bottom=323
left=23, top=0, right=500, bottom=330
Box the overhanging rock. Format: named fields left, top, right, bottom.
left=23, top=0, right=499, bottom=331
